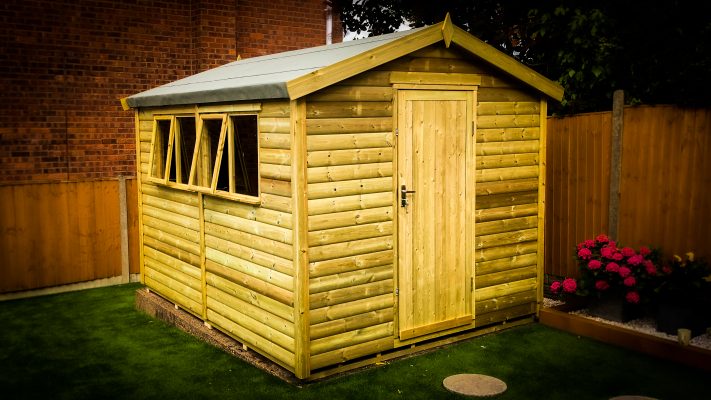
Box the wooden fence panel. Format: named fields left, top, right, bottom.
left=545, top=106, right=711, bottom=279
left=545, top=112, right=612, bottom=277
left=618, top=107, right=711, bottom=257
left=0, top=178, right=137, bottom=293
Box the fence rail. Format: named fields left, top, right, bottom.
left=545, top=105, right=711, bottom=278
left=0, top=178, right=139, bottom=293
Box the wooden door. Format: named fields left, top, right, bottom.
left=397, top=90, right=474, bottom=341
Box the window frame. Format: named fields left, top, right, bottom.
left=147, top=107, right=261, bottom=205
left=147, top=114, right=197, bottom=189
left=147, top=115, right=174, bottom=184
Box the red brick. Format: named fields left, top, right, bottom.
left=1, top=0, right=341, bottom=182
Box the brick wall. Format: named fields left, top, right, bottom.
left=0, top=0, right=341, bottom=182
left=235, top=0, right=343, bottom=58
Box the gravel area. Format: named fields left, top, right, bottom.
left=542, top=298, right=711, bottom=351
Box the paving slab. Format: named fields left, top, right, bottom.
left=443, top=374, right=507, bottom=397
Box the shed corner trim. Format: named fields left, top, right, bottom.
left=450, top=25, right=564, bottom=102
left=120, top=97, right=131, bottom=111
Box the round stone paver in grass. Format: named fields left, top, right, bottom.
left=443, top=374, right=507, bottom=397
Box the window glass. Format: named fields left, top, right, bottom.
left=150, top=111, right=260, bottom=201
left=231, top=115, right=259, bottom=197
left=195, top=117, right=224, bottom=188
left=176, top=117, right=196, bottom=184
left=150, top=119, right=172, bottom=180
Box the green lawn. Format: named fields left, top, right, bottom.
left=0, top=283, right=706, bottom=399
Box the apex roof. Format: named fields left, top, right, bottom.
left=124, top=15, right=563, bottom=109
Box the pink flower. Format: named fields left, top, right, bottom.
left=577, top=248, right=593, bottom=260
left=627, top=254, right=644, bottom=266
left=588, top=260, right=602, bottom=270
left=625, top=291, right=640, bottom=304
left=595, top=280, right=610, bottom=291
left=644, top=260, right=657, bottom=275
left=562, top=278, right=577, bottom=293
left=608, top=241, right=617, bottom=249
left=596, top=234, right=610, bottom=243
left=618, top=266, right=632, bottom=278
left=605, top=262, right=620, bottom=273
left=662, top=265, right=672, bottom=274
left=583, top=239, right=595, bottom=248
left=639, top=246, right=651, bottom=256
left=621, top=247, right=636, bottom=258
left=601, top=247, right=615, bottom=259
left=550, top=281, right=562, bottom=294
left=623, top=276, right=636, bottom=287
left=612, top=252, right=624, bottom=261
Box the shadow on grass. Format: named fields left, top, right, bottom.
left=0, top=283, right=707, bottom=399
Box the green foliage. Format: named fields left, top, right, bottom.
left=333, top=0, right=711, bottom=114
left=656, top=252, right=711, bottom=302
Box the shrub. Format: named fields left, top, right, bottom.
left=550, top=234, right=660, bottom=305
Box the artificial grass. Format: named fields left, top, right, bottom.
left=0, top=283, right=706, bottom=399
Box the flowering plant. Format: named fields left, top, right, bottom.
left=656, top=252, right=711, bottom=301
left=549, top=234, right=660, bottom=305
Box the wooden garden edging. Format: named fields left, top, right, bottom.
left=539, top=307, right=711, bottom=372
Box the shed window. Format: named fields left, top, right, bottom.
left=230, top=115, right=259, bottom=197
left=193, top=114, right=259, bottom=198
left=150, top=116, right=197, bottom=184
left=175, top=117, right=196, bottom=184
left=149, top=111, right=260, bottom=202
left=193, top=115, right=224, bottom=188
left=150, top=118, right=173, bottom=181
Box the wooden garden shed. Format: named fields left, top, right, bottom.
left=122, top=15, right=563, bottom=380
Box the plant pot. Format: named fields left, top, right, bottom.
left=586, top=293, right=641, bottom=323
left=655, top=301, right=709, bottom=337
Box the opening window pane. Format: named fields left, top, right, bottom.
left=176, top=117, right=196, bottom=184
left=195, top=117, right=225, bottom=188
left=150, top=119, right=172, bottom=180
left=231, top=115, right=259, bottom=197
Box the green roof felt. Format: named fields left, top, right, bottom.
left=126, top=27, right=426, bottom=108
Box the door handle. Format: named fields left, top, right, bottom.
left=401, top=184, right=416, bottom=207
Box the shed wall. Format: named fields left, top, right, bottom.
left=303, top=43, right=542, bottom=370
left=305, top=78, right=396, bottom=369
left=136, top=101, right=297, bottom=370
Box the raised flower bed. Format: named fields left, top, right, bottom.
left=549, top=235, right=711, bottom=335
left=540, top=298, right=711, bottom=373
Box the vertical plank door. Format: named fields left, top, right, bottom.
left=397, top=90, right=474, bottom=340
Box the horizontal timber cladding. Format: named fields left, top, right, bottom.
left=136, top=101, right=299, bottom=371
left=133, top=40, right=550, bottom=375
left=141, top=184, right=203, bottom=315
left=374, top=43, right=542, bottom=326
left=304, top=67, right=397, bottom=367
left=473, top=60, right=541, bottom=326
left=295, top=42, right=548, bottom=369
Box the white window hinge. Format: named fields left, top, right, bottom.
left=395, top=288, right=399, bottom=296
left=395, top=128, right=399, bottom=136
